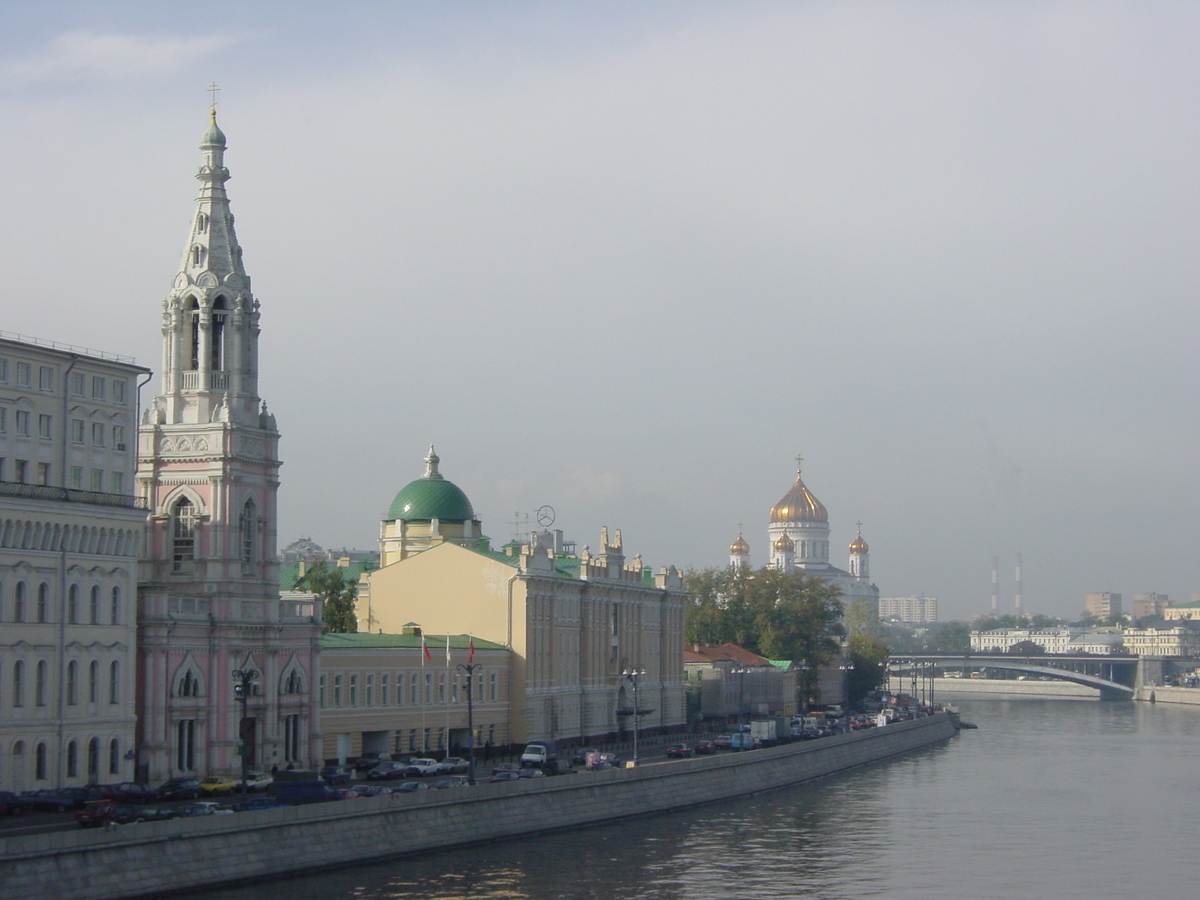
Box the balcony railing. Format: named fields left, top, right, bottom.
left=0, top=480, right=146, bottom=509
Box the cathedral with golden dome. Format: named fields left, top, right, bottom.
left=730, top=456, right=879, bottom=607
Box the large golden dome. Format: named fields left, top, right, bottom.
left=770, top=461, right=828, bottom=524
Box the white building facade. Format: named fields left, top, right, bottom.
left=0, top=334, right=148, bottom=792
left=134, top=113, right=322, bottom=785
left=879, top=596, right=938, bottom=624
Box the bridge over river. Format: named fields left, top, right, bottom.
left=890, top=654, right=1137, bottom=701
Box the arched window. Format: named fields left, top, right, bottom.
left=188, top=297, right=201, bottom=369
left=68, top=584, right=79, bottom=624
left=239, top=499, right=256, bottom=564
left=66, top=660, right=78, bottom=705
left=109, top=661, right=120, bottom=704
left=37, top=583, right=49, bottom=623
left=109, top=738, right=121, bottom=775
left=90, top=586, right=100, bottom=624
left=12, top=661, right=24, bottom=707
left=14, top=582, right=26, bottom=622
left=211, top=297, right=227, bottom=370
left=35, top=660, right=46, bottom=707
left=87, top=737, right=99, bottom=779
left=66, top=740, right=78, bottom=778
left=172, top=497, right=198, bottom=572
left=35, top=742, right=47, bottom=781
left=196, top=212, right=208, bottom=233
left=89, top=660, right=99, bottom=703
left=282, top=669, right=303, bottom=695
left=178, top=669, right=201, bottom=698
left=111, top=586, right=121, bottom=625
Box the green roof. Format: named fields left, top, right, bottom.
left=387, top=476, right=475, bottom=522
left=322, top=633, right=506, bottom=651
left=201, top=112, right=226, bottom=147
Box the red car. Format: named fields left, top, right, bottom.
left=75, top=800, right=139, bottom=828
left=665, top=742, right=693, bottom=759
left=692, top=740, right=716, bottom=755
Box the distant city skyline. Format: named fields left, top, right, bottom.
left=1, top=2, right=1195, bottom=620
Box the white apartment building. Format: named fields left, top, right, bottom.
left=879, top=596, right=938, bottom=624
left=0, top=332, right=149, bottom=792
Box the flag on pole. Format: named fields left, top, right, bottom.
left=421, top=634, right=431, bottom=660
left=468, top=636, right=475, bottom=665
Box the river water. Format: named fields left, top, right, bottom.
left=187, top=699, right=1200, bottom=900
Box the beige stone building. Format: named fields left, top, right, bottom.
left=357, top=450, right=687, bottom=746
left=684, top=643, right=799, bottom=722
left=1085, top=592, right=1122, bottom=619
left=317, top=631, right=510, bottom=762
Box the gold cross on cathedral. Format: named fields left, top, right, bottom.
left=795, top=453, right=804, bottom=474
left=208, top=82, right=221, bottom=111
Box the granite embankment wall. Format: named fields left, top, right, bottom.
left=931, top=677, right=1096, bottom=700
left=1, top=713, right=958, bottom=900
left=1136, top=685, right=1200, bottom=705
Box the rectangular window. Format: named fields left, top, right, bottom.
left=349, top=674, right=358, bottom=707
left=38, top=414, right=52, bottom=439
left=70, top=466, right=83, bottom=488
left=365, top=674, right=374, bottom=707
left=92, top=376, right=105, bottom=400
left=70, top=419, right=84, bottom=443
left=37, top=463, right=50, bottom=486
left=16, top=410, right=30, bottom=436
left=113, top=425, right=125, bottom=448
left=333, top=675, right=342, bottom=707
left=0, top=459, right=6, bottom=481
left=0, top=407, right=6, bottom=432
left=489, top=672, right=498, bottom=702
left=0, top=358, right=8, bottom=382
left=70, top=372, right=84, bottom=395
left=451, top=676, right=459, bottom=704
left=17, top=362, right=31, bottom=387
left=15, top=459, right=28, bottom=483
left=381, top=674, right=389, bottom=707
left=91, top=469, right=103, bottom=492
left=319, top=675, right=326, bottom=708
left=424, top=673, right=432, bottom=705
left=437, top=675, right=445, bottom=704
left=410, top=674, right=418, bottom=706
left=39, top=366, right=54, bottom=392
left=92, top=423, right=105, bottom=446
left=111, top=471, right=123, bottom=494
left=113, top=380, right=126, bottom=404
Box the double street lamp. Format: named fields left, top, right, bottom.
left=622, top=667, right=646, bottom=766
left=232, top=668, right=258, bottom=795
left=456, top=661, right=482, bottom=785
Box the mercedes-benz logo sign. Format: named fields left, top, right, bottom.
left=535, top=505, right=555, bottom=529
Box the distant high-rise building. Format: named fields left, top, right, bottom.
left=1131, top=593, right=1170, bottom=619
left=879, top=596, right=938, bottom=625
left=1085, top=592, right=1122, bottom=619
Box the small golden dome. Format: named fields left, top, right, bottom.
left=769, top=459, right=828, bottom=524
left=773, top=533, right=795, bottom=552
left=730, top=534, right=750, bottom=555
left=849, top=534, right=869, bottom=553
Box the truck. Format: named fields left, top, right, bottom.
left=750, top=719, right=779, bottom=746
left=520, top=740, right=558, bottom=768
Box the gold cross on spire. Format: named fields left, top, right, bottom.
left=795, top=453, right=804, bottom=475
left=208, top=82, right=220, bottom=112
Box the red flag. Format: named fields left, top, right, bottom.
left=421, top=635, right=431, bottom=660
left=468, top=637, right=475, bottom=665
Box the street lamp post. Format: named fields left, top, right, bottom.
left=622, top=667, right=645, bottom=766
left=455, top=661, right=482, bottom=785
left=231, top=668, right=258, bottom=796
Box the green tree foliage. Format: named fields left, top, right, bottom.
left=1006, top=639, right=1045, bottom=655
left=845, top=596, right=889, bottom=706
left=684, top=566, right=845, bottom=706
left=296, top=560, right=358, bottom=633
left=921, top=621, right=972, bottom=654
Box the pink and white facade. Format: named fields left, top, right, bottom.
left=134, top=113, right=321, bottom=784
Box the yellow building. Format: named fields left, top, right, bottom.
left=358, top=451, right=687, bottom=746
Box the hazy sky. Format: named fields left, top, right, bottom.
left=1, top=1, right=1196, bottom=620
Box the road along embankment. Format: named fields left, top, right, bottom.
left=1, top=712, right=958, bottom=900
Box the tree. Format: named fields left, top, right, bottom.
left=922, top=621, right=972, bottom=654
left=845, top=596, right=889, bottom=706
left=683, top=565, right=845, bottom=708
left=295, top=560, right=358, bottom=633
left=1007, top=639, right=1044, bottom=655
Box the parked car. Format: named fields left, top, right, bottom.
left=59, top=786, right=103, bottom=808
left=491, top=763, right=521, bottom=777
left=436, top=757, right=470, bottom=775
left=390, top=781, right=429, bottom=793
left=155, top=778, right=203, bottom=801
left=231, top=797, right=289, bottom=812
left=75, top=800, right=138, bottom=827
left=0, top=791, right=34, bottom=815
left=430, top=776, right=471, bottom=789
left=665, top=742, right=693, bottom=759
left=243, top=772, right=274, bottom=792
left=352, top=752, right=391, bottom=772
left=692, top=740, right=716, bottom=755
left=199, top=774, right=239, bottom=796
left=712, top=735, right=734, bottom=750
left=319, top=766, right=351, bottom=785
left=22, top=789, right=79, bottom=812
left=571, top=748, right=600, bottom=766
left=176, top=801, right=235, bottom=817
left=489, top=771, right=521, bottom=783
left=404, top=758, right=441, bottom=777
left=347, top=784, right=390, bottom=798
left=517, top=768, right=546, bottom=779
left=366, top=761, right=408, bottom=781
left=135, top=807, right=177, bottom=822
left=94, top=782, right=158, bottom=803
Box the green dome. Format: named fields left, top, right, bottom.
left=387, top=446, right=475, bottom=522
left=202, top=110, right=226, bottom=147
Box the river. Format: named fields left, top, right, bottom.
left=185, top=698, right=1200, bottom=900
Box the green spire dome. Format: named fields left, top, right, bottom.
left=387, top=446, right=476, bottom=522
left=201, top=109, right=226, bottom=147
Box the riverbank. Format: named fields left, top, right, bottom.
left=1136, top=685, right=1200, bottom=705
left=0, top=713, right=957, bottom=900
left=929, top=677, right=1096, bottom=700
